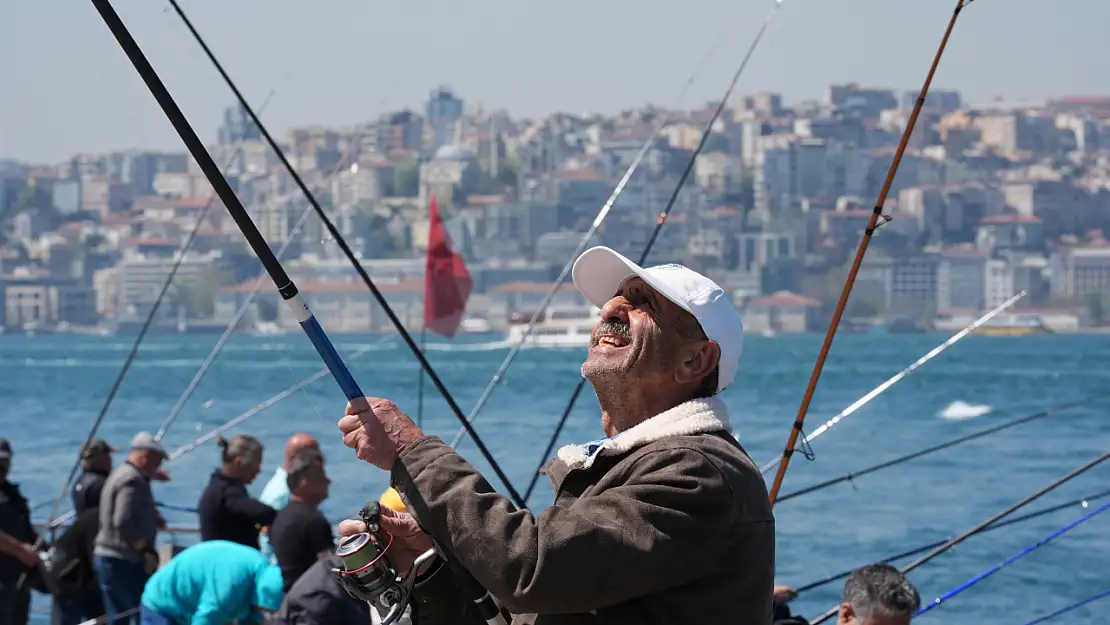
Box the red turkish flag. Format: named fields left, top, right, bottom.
left=423, top=195, right=472, bottom=338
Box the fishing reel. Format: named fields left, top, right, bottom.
left=332, top=500, right=438, bottom=625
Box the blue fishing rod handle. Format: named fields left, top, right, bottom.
left=301, top=315, right=364, bottom=400
left=284, top=291, right=363, bottom=400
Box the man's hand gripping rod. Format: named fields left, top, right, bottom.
left=333, top=501, right=510, bottom=625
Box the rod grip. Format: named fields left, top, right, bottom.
left=285, top=293, right=363, bottom=400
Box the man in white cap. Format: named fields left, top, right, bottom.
left=336, top=247, right=775, bottom=624
left=93, top=432, right=167, bottom=625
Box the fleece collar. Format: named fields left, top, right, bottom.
left=556, top=397, right=731, bottom=471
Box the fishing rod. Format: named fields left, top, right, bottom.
left=808, top=448, right=1110, bottom=624
left=24, top=93, right=269, bottom=582
left=1022, top=589, right=1110, bottom=625
left=159, top=0, right=524, bottom=508
left=158, top=63, right=409, bottom=444
left=155, top=205, right=313, bottom=441
left=760, top=292, right=1024, bottom=476
left=776, top=390, right=1110, bottom=502
left=795, top=488, right=1110, bottom=594
left=444, top=1, right=780, bottom=451
left=916, top=499, right=1110, bottom=616
left=518, top=0, right=790, bottom=501
left=167, top=340, right=388, bottom=461
left=43, top=339, right=388, bottom=530
left=91, top=5, right=514, bottom=621
left=767, top=0, right=979, bottom=507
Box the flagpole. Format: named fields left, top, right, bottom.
left=417, top=326, right=427, bottom=428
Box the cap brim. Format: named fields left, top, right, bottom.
left=572, top=246, right=695, bottom=316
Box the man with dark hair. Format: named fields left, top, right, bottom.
left=273, top=554, right=371, bottom=625
left=837, top=564, right=920, bottom=625
left=0, top=439, right=39, bottom=625
left=269, top=449, right=333, bottom=592
left=337, top=246, right=775, bottom=624
left=72, top=439, right=117, bottom=515
left=260, top=434, right=320, bottom=564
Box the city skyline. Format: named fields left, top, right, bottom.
left=3, top=0, right=1107, bottom=163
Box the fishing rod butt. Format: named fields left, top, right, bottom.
left=285, top=292, right=364, bottom=401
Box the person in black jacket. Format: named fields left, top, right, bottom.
left=197, top=435, right=276, bottom=549
left=0, top=439, right=38, bottom=625
left=71, top=438, right=116, bottom=515
left=273, top=555, right=371, bottom=625
left=48, top=507, right=106, bottom=625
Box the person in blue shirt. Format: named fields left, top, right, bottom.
left=258, top=434, right=318, bottom=563
left=139, top=540, right=284, bottom=625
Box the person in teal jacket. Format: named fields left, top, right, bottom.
left=140, top=540, right=284, bottom=625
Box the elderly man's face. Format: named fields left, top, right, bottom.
left=582, top=277, right=708, bottom=390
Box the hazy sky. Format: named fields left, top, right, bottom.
left=3, top=0, right=1106, bottom=163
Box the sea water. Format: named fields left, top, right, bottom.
left=4, top=331, right=1110, bottom=623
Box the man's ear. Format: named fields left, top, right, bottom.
left=674, top=340, right=720, bottom=386
left=838, top=603, right=855, bottom=624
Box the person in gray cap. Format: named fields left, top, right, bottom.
left=93, top=432, right=167, bottom=625
left=0, top=438, right=39, bottom=625
left=72, top=438, right=118, bottom=516
left=336, top=246, right=776, bottom=625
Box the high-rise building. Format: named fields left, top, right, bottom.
left=217, top=104, right=262, bottom=145
left=425, top=86, right=464, bottom=150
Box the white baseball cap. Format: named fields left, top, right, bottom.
left=131, top=431, right=167, bottom=459
left=571, top=246, right=744, bottom=394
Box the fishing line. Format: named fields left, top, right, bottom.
left=761, top=292, right=1024, bottom=476
left=445, top=4, right=759, bottom=451
left=161, top=0, right=524, bottom=507
left=916, top=499, right=1110, bottom=615
left=41, top=339, right=390, bottom=530
left=167, top=338, right=393, bottom=461
left=768, top=0, right=978, bottom=507
left=777, top=389, right=1110, bottom=502
left=808, top=448, right=1110, bottom=624
left=794, top=488, right=1110, bottom=594
left=154, top=204, right=312, bottom=441
left=156, top=56, right=409, bottom=443
left=1021, top=589, right=1110, bottom=625
left=26, top=105, right=264, bottom=581
left=517, top=0, right=790, bottom=502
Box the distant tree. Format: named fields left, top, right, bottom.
left=1084, top=293, right=1108, bottom=325
left=177, top=265, right=230, bottom=319
left=496, top=157, right=519, bottom=189
left=846, top=295, right=886, bottom=319
left=393, top=159, right=420, bottom=197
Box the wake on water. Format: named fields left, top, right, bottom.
left=938, top=400, right=993, bottom=420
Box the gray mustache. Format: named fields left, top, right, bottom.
left=595, top=321, right=632, bottom=342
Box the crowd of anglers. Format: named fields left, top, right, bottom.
left=0, top=431, right=375, bottom=625
left=0, top=427, right=921, bottom=625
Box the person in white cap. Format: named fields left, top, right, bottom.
left=93, top=432, right=167, bottom=625
left=335, top=246, right=776, bottom=625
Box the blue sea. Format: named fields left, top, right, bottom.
left=4, top=331, right=1110, bottom=623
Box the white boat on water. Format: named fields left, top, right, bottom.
left=459, top=317, right=493, bottom=334
left=506, top=305, right=600, bottom=348
left=251, top=321, right=287, bottom=336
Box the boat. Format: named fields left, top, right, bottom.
left=251, top=321, right=287, bottom=336
left=505, top=305, right=600, bottom=348
left=974, top=321, right=1051, bottom=336
left=459, top=317, right=493, bottom=334
left=934, top=312, right=1052, bottom=336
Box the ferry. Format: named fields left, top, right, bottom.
left=459, top=317, right=494, bottom=334
left=505, top=305, right=601, bottom=348
left=934, top=312, right=1052, bottom=336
